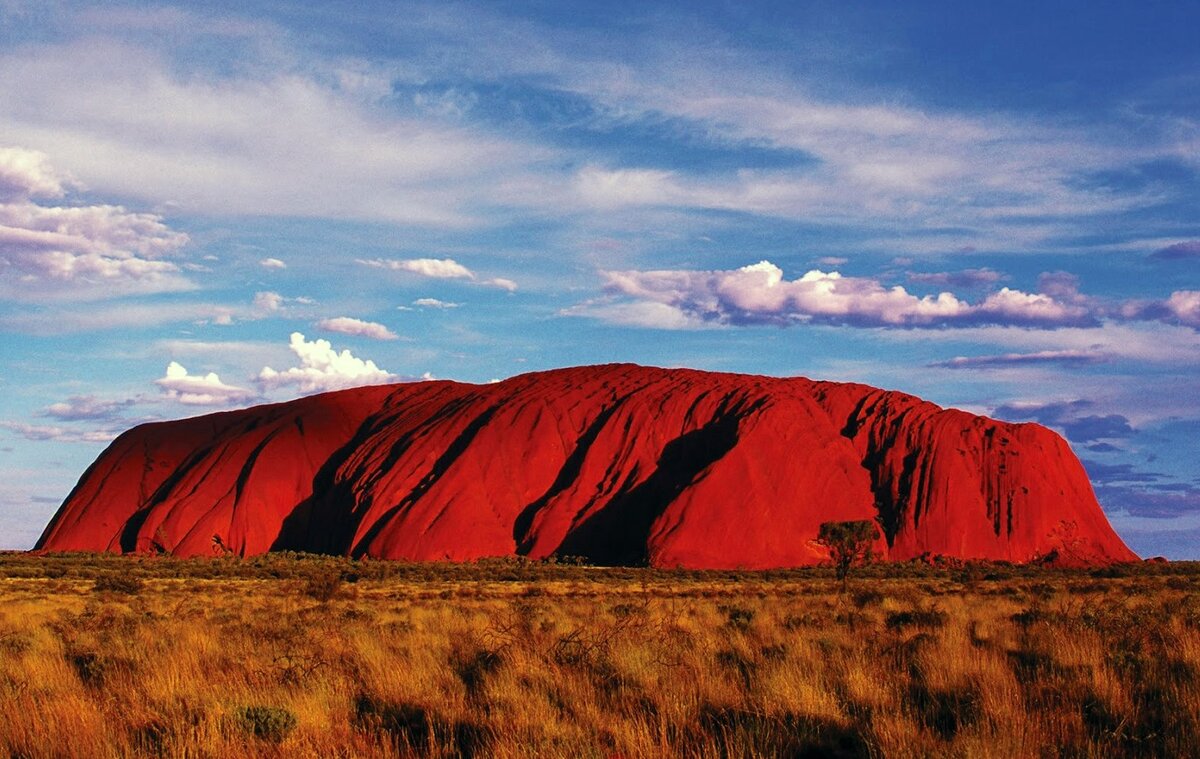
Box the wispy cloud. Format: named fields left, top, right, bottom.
left=0, top=301, right=240, bottom=335
left=412, top=297, right=459, bottom=309
left=0, top=40, right=546, bottom=226
left=0, top=420, right=118, bottom=444
left=907, top=268, right=1005, bottom=289
left=929, top=349, right=1111, bottom=369
left=1151, top=240, right=1200, bottom=260
left=315, top=316, right=399, bottom=341
left=41, top=395, right=136, bottom=422
left=359, top=257, right=518, bottom=290
left=992, top=399, right=1134, bottom=444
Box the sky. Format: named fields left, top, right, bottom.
left=0, top=1, right=1197, bottom=558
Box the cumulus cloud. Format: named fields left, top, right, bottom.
left=929, top=349, right=1111, bottom=369
left=259, top=257, right=287, bottom=269
left=975, top=287, right=1091, bottom=325
left=588, top=260, right=1091, bottom=329
left=412, top=298, right=459, bottom=309
left=1152, top=241, right=1200, bottom=260
left=0, top=146, right=191, bottom=300
left=315, top=316, right=398, bottom=341
left=155, top=361, right=256, bottom=406
left=359, top=257, right=474, bottom=279
left=258, top=332, right=395, bottom=395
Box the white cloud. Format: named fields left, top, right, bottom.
left=359, top=257, right=475, bottom=279
left=585, top=260, right=1108, bottom=329
left=42, top=395, right=135, bottom=421
left=575, top=166, right=681, bottom=208
left=155, top=361, right=256, bottom=406
left=886, top=321, right=1200, bottom=366
left=412, top=297, right=459, bottom=309
left=359, top=257, right=517, bottom=291
left=253, top=290, right=285, bottom=314
left=1165, top=290, right=1200, bottom=327
left=483, top=277, right=519, bottom=292
left=258, top=332, right=395, bottom=395
left=0, top=146, right=192, bottom=300
left=929, top=350, right=1112, bottom=370
left=315, top=316, right=399, bottom=341
left=0, top=420, right=115, bottom=444
left=0, top=40, right=544, bottom=226
left=977, top=288, right=1090, bottom=325
left=0, top=301, right=243, bottom=334
left=0, top=146, right=68, bottom=201
left=259, top=257, right=286, bottom=269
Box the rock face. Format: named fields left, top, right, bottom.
left=36, top=364, right=1137, bottom=567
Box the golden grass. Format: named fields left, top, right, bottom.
left=0, top=554, right=1197, bottom=757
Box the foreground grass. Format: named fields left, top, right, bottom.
left=0, top=554, right=1197, bottom=758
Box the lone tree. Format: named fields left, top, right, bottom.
left=817, top=520, right=880, bottom=584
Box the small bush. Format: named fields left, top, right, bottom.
left=720, top=605, right=755, bottom=630
left=885, top=607, right=947, bottom=631
left=852, top=589, right=885, bottom=608
left=235, top=705, right=297, bottom=743
left=93, top=574, right=144, bottom=595
left=0, top=630, right=32, bottom=656
left=354, top=695, right=431, bottom=751
left=782, top=611, right=821, bottom=629
left=300, top=571, right=343, bottom=603
left=68, top=650, right=110, bottom=686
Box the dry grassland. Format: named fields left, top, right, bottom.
left=0, top=554, right=1197, bottom=758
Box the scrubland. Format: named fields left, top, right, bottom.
left=0, top=552, right=1197, bottom=758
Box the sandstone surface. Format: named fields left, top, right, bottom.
left=36, top=364, right=1137, bottom=567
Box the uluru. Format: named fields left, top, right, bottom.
left=36, top=364, right=1136, bottom=568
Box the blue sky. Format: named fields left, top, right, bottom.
left=1, top=0, right=1197, bottom=557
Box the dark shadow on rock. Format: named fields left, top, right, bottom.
left=554, top=406, right=745, bottom=565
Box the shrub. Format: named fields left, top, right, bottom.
left=68, top=650, right=110, bottom=686
left=720, top=605, right=755, bottom=630
left=817, top=520, right=880, bottom=584
left=853, top=589, right=885, bottom=608
left=235, top=705, right=297, bottom=743
left=885, top=607, right=947, bottom=631
left=300, top=570, right=343, bottom=603
left=93, top=574, right=144, bottom=595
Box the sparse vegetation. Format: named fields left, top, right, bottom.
left=0, top=551, right=1197, bottom=757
